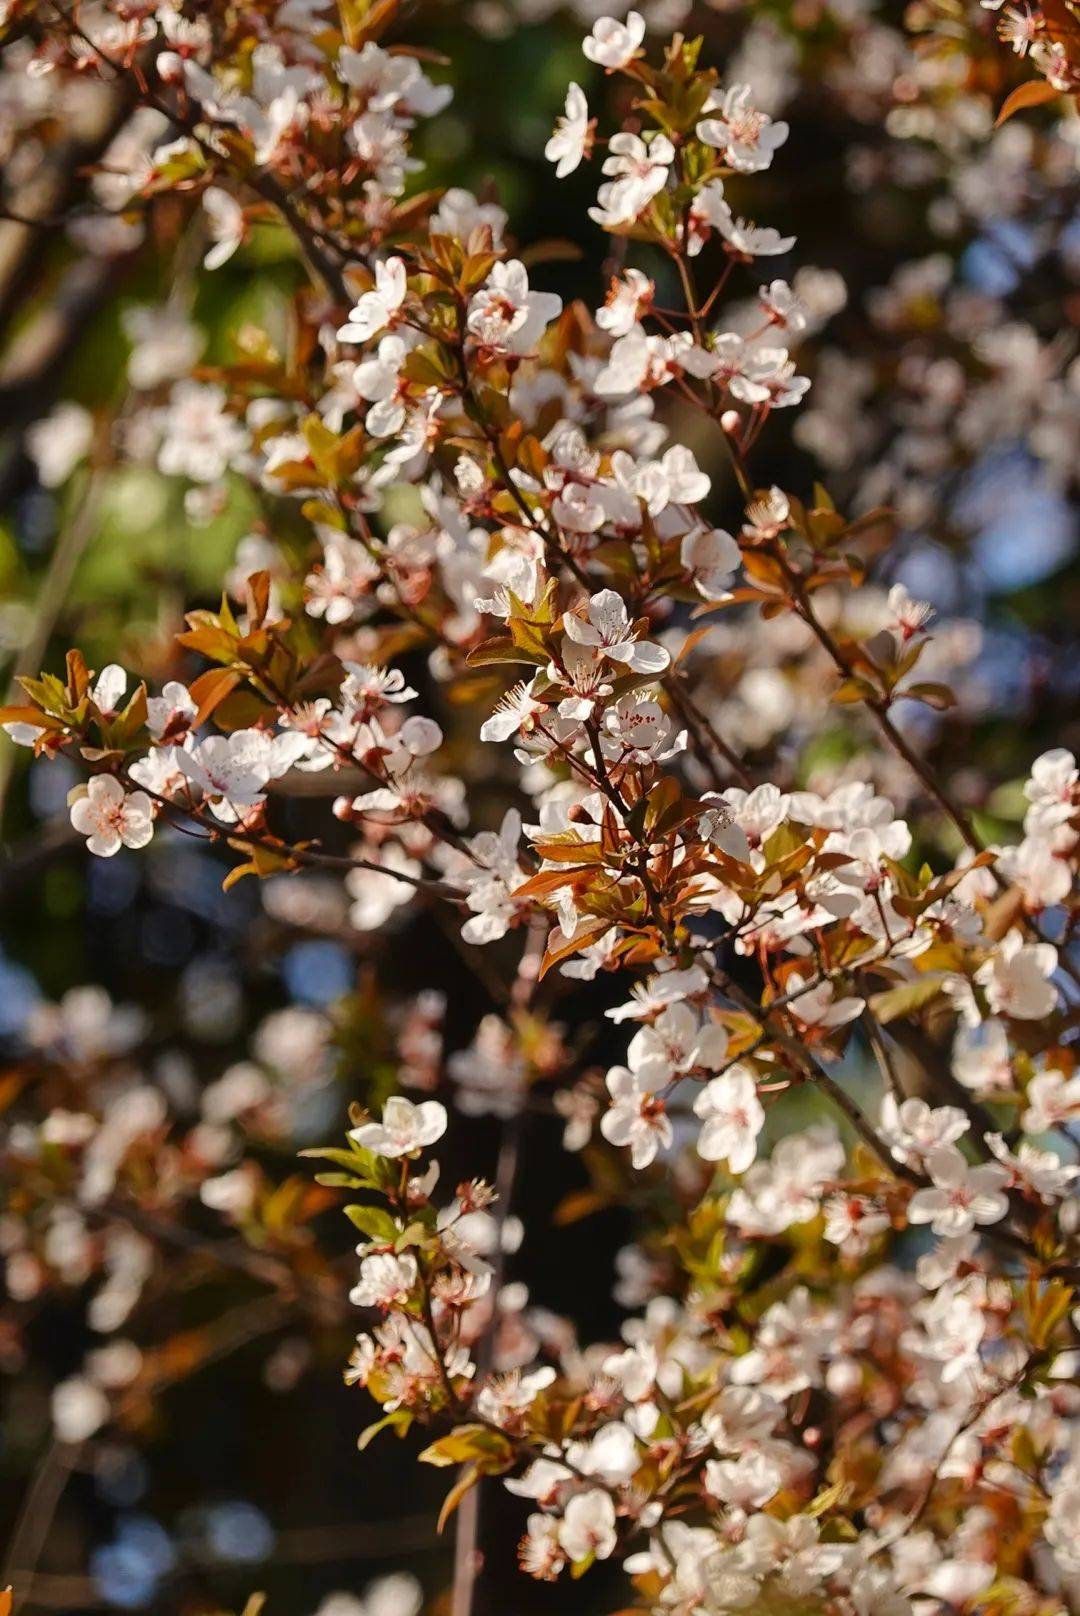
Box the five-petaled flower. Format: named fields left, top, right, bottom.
left=562, top=589, right=669, bottom=674
left=582, top=12, right=646, bottom=70
left=600, top=1067, right=672, bottom=1168
left=349, top=1095, right=448, bottom=1157
left=907, top=1145, right=1011, bottom=1236
left=338, top=257, right=409, bottom=344
left=70, top=776, right=154, bottom=858
left=694, top=1065, right=765, bottom=1172
left=466, top=261, right=562, bottom=358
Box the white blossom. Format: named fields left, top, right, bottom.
left=694, top=1065, right=764, bottom=1172
left=975, top=931, right=1058, bottom=1020
left=563, top=589, right=669, bottom=673
left=349, top=1095, right=447, bottom=1157
left=546, top=83, right=591, bottom=178
left=907, top=1146, right=1010, bottom=1236
left=350, top=1252, right=418, bottom=1308
left=600, top=1067, right=672, bottom=1168
left=467, top=261, right=562, bottom=357
left=338, top=257, right=408, bottom=344
left=70, top=777, right=154, bottom=858
left=27, top=401, right=93, bottom=487
left=581, top=12, right=645, bottom=71
left=557, top=1489, right=617, bottom=1562
left=202, top=186, right=245, bottom=268
left=697, top=84, right=789, bottom=173
left=1021, top=1068, right=1080, bottom=1134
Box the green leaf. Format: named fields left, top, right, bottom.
left=358, top=1409, right=413, bottom=1451
left=904, top=681, right=956, bottom=711
left=344, top=1204, right=399, bottom=1242
left=465, top=637, right=546, bottom=668
left=418, top=1423, right=514, bottom=1470
left=437, top=1464, right=480, bottom=1533
left=869, top=973, right=948, bottom=1024
left=832, top=677, right=878, bottom=705
left=299, top=1145, right=369, bottom=1170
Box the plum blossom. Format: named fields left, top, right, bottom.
left=123, top=305, right=204, bottom=389
left=476, top=1367, right=557, bottom=1426
left=703, top=1449, right=782, bottom=1509
left=596, top=269, right=654, bottom=338
left=887, top=582, right=935, bottom=641
left=952, top=1019, right=1014, bottom=1093
left=1021, top=1068, right=1080, bottom=1134
left=480, top=679, right=547, bottom=743
left=975, top=931, right=1058, bottom=1020
left=336, top=41, right=451, bottom=119
left=70, top=777, right=154, bottom=858
left=823, top=1194, right=890, bottom=1251
left=702, top=783, right=790, bottom=861
left=506, top=1458, right=573, bottom=1506
left=697, top=84, right=789, bottom=173
left=592, top=132, right=673, bottom=226
left=727, top=1287, right=834, bottom=1398
left=557, top=1489, right=617, bottom=1562
left=457, top=809, right=530, bottom=945
left=15, top=14, right=1080, bottom=1609
left=1024, top=748, right=1077, bottom=835
left=353, top=335, right=412, bottom=437
left=880, top=1096, right=970, bottom=1168
left=90, top=663, right=129, bottom=716
left=987, top=1134, right=1079, bottom=1201
left=1000, top=835, right=1075, bottom=910
left=631, top=445, right=711, bottom=513
left=600, top=1067, right=672, bottom=1168
left=202, top=186, right=244, bottom=268
left=431, top=188, right=507, bottom=244
left=758, top=280, right=807, bottom=333
left=176, top=730, right=276, bottom=819
left=349, top=1095, right=447, bottom=1157
left=783, top=974, right=864, bottom=1032
left=915, top=1232, right=980, bottom=1290
left=627, top=1003, right=728, bottom=1086
left=726, top=1127, right=845, bottom=1235
left=519, top=1514, right=566, bottom=1581
left=582, top=12, right=645, bottom=70
left=27, top=401, right=93, bottom=487
left=602, top=694, right=685, bottom=763
left=338, top=257, right=408, bottom=344
left=546, top=83, right=592, bottom=178
left=603, top=1341, right=657, bottom=1402
left=146, top=681, right=197, bottom=742
left=715, top=207, right=796, bottom=259
left=693, top=1065, right=765, bottom=1171
left=562, top=589, right=669, bottom=673
left=350, top=1252, right=418, bottom=1309
left=592, top=325, right=701, bottom=396
left=907, top=1146, right=1010, bottom=1236
left=681, top=527, right=740, bottom=600
left=467, top=261, right=562, bottom=358
left=155, top=381, right=247, bottom=482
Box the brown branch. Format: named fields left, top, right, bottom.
left=1, top=1441, right=83, bottom=1609
left=449, top=914, right=547, bottom=1616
